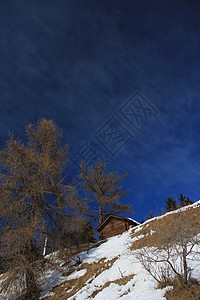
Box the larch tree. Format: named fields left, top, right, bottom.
left=0, top=119, right=83, bottom=299
left=78, top=160, right=133, bottom=226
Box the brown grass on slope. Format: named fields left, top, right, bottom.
left=130, top=204, right=200, bottom=250
left=130, top=203, right=200, bottom=300
left=164, top=278, right=200, bottom=300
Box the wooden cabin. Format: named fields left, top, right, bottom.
left=96, top=215, right=140, bottom=240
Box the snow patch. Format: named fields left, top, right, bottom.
left=67, top=269, right=87, bottom=280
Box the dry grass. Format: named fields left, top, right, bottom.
left=130, top=205, right=200, bottom=250
left=164, top=279, right=200, bottom=300
left=45, top=257, right=119, bottom=299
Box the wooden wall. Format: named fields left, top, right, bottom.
left=100, top=218, right=129, bottom=240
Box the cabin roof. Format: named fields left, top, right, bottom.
left=96, top=215, right=140, bottom=232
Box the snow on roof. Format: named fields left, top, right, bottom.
left=126, top=217, right=140, bottom=225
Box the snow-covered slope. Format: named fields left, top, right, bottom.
left=41, top=200, right=200, bottom=299
left=1, top=201, right=200, bottom=299
left=64, top=231, right=170, bottom=300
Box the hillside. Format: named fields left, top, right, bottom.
left=1, top=201, right=200, bottom=299
left=41, top=201, right=200, bottom=300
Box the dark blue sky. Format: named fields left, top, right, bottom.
left=0, top=0, right=200, bottom=222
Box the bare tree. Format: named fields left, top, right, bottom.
left=79, top=160, right=133, bottom=225
left=0, top=119, right=83, bottom=299
left=136, top=212, right=200, bottom=287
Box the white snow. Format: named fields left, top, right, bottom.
left=39, top=269, right=69, bottom=299
left=67, top=269, right=87, bottom=280
left=149, top=230, right=156, bottom=235
left=79, top=231, right=132, bottom=264
left=126, top=217, right=140, bottom=225
left=67, top=230, right=172, bottom=300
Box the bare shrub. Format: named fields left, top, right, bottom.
left=136, top=212, right=200, bottom=287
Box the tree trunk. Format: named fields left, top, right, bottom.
left=24, top=268, right=39, bottom=299
left=23, top=204, right=38, bottom=298
left=25, top=204, right=36, bottom=261
left=98, top=204, right=103, bottom=225
left=43, top=237, right=48, bottom=256
left=98, top=204, right=103, bottom=240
